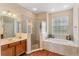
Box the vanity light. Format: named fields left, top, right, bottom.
left=51, top=8, right=55, bottom=11
left=2, top=11, right=7, bottom=14
left=50, top=8, right=55, bottom=12
left=13, top=14, right=16, bottom=17
left=64, top=5, right=69, bottom=8
left=8, top=12, right=12, bottom=16
left=32, top=8, right=38, bottom=11
left=2, top=11, right=17, bottom=18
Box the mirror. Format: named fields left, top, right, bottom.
left=0, top=15, right=20, bottom=39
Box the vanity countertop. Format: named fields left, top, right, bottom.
left=0, top=37, right=27, bottom=46
left=0, top=33, right=28, bottom=46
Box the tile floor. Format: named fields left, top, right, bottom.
left=22, top=50, right=63, bottom=56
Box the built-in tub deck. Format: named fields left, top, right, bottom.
left=43, top=38, right=79, bottom=56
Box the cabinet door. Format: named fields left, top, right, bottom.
left=15, top=40, right=26, bottom=56
left=1, top=47, right=15, bottom=56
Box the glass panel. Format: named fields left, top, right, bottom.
left=31, top=20, right=40, bottom=50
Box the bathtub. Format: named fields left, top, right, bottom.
left=43, top=38, right=78, bottom=47
left=43, top=38, right=78, bottom=56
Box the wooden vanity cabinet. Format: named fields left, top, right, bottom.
left=1, top=40, right=27, bottom=56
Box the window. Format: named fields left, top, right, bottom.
left=52, top=16, right=69, bottom=38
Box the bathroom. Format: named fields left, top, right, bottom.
left=0, top=3, right=79, bottom=56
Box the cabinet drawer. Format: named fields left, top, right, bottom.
left=1, top=44, right=9, bottom=50
left=21, top=40, right=26, bottom=44
left=9, top=42, right=16, bottom=47
left=15, top=41, right=21, bottom=45
left=9, top=41, right=21, bottom=47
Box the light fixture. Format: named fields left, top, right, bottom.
left=64, top=5, right=69, bottom=8
left=51, top=8, right=55, bottom=11
left=13, top=14, right=16, bottom=17
left=32, top=8, right=37, bottom=11
left=50, top=8, right=55, bottom=12
left=8, top=12, right=12, bottom=16
left=2, top=11, right=7, bottom=14
left=2, top=11, right=17, bottom=18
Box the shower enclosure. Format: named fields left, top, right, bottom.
left=21, top=17, right=40, bottom=51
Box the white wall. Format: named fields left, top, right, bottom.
left=73, top=4, right=79, bottom=44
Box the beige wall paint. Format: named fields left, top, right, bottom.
left=48, top=9, right=73, bottom=39
left=36, top=13, right=47, bottom=22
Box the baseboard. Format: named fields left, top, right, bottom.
left=26, top=48, right=43, bottom=54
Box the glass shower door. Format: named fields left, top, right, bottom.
left=31, top=20, right=40, bottom=50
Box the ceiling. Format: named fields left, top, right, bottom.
left=18, top=3, right=75, bottom=13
